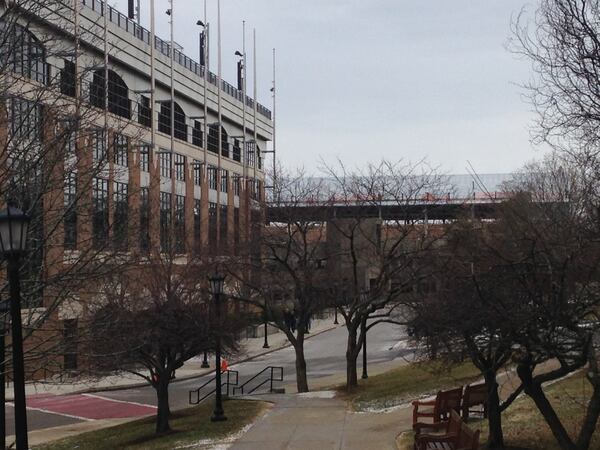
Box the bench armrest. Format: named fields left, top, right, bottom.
left=413, top=421, right=447, bottom=433
left=412, top=399, right=436, bottom=407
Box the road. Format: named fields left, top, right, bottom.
left=7, top=322, right=414, bottom=435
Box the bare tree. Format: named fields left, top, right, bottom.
left=231, top=170, right=334, bottom=393
left=324, top=159, right=449, bottom=389
left=85, top=252, right=246, bottom=433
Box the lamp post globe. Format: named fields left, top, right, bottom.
left=209, top=272, right=225, bottom=296
left=0, top=205, right=30, bottom=255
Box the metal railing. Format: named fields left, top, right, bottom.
left=188, top=369, right=239, bottom=405
left=233, top=366, right=283, bottom=396
left=80, top=0, right=272, bottom=120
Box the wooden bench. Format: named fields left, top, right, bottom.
left=412, top=386, right=463, bottom=433
left=461, top=382, right=488, bottom=421
left=415, top=410, right=480, bottom=450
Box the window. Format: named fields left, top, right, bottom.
left=138, top=95, right=151, bottom=127
left=159, top=151, right=171, bottom=178
left=174, top=153, right=185, bottom=181
left=114, top=134, right=128, bottom=167
left=233, top=139, right=241, bottom=162
left=221, top=128, right=229, bottom=158
left=0, top=21, right=47, bottom=84
left=208, top=165, right=217, bottom=190
left=220, top=204, right=228, bottom=250
left=9, top=98, right=42, bottom=146
left=64, top=172, right=77, bottom=249
left=194, top=199, right=201, bottom=254
left=208, top=124, right=219, bottom=154
left=192, top=120, right=203, bottom=147
left=233, top=175, right=241, bottom=196
left=140, top=145, right=151, bottom=172
left=208, top=202, right=217, bottom=254
left=174, top=195, right=185, bottom=253
left=92, top=130, right=106, bottom=161
left=256, top=180, right=262, bottom=201
left=113, top=181, right=128, bottom=250
left=92, top=178, right=109, bottom=249
left=220, top=169, right=228, bottom=193
left=140, top=187, right=150, bottom=252
left=65, top=129, right=77, bottom=161
left=234, top=207, right=240, bottom=255
left=160, top=191, right=172, bottom=251
left=193, top=160, right=202, bottom=186
left=246, top=141, right=255, bottom=167
left=60, top=59, right=76, bottom=97
left=90, top=69, right=131, bottom=119
left=63, top=319, right=78, bottom=371
left=248, top=178, right=255, bottom=200
left=257, top=145, right=262, bottom=170
left=158, top=101, right=187, bottom=141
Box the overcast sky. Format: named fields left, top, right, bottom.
left=111, top=0, right=542, bottom=175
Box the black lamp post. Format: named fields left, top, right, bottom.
left=201, top=350, right=210, bottom=368
left=0, top=205, right=30, bottom=450
left=0, top=298, right=9, bottom=450
left=262, top=303, right=269, bottom=349
left=360, top=291, right=368, bottom=380
left=208, top=272, right=227, bottom=422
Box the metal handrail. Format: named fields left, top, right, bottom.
left=233, top=366, right=283, bottom=396
left=188, top=369, right=239, bottom=405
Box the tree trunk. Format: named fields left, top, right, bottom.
left=346, top=329, right=359, bottom=389
left=294, top=338, right=309, bottom=393
left=576, top=383, right=600, bottom=450
left=484, top=370, right=504, bottom=450
left=517, top=364, right=576, bottom=450
left=155, top=376, right=171, bottom=434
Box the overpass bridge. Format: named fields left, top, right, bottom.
left=265, top=196, right=508, bottom=223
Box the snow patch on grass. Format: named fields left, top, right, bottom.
left=298, top=390, right=337, bottom=399
left=174, top=423, right=255, bottom=449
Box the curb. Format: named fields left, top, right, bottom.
left=12, top=324, right=341, bottom=401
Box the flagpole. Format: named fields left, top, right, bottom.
left=217, top=0, right=223, bottom=247
left=150, top=0, right=156, bottom=157
left=103, top=0, right=109, bottom=162
left=203, top=0, right=208, bottom=165
left=272, top=47, right=276, bottom=197
left=169, top=0, right=175, bottom=157
left=253, top=29, right=257, bottom=186
left=242, top=21, right=247, bottom=186
left=73, top=0, right=80, bottom=112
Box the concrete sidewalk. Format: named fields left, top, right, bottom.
left=10, top=317, right=338, bottom=400
left=228, top=392, right=412, bottom=450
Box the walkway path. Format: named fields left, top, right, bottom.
left=229, top=393, right=413, bottom=450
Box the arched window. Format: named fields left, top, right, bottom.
left=207, top=124, right=229, bottom=157
left=90, top=69, right=131, bottom=119
left=158, top=101, right=187, bottom=141
left=0, top=21, right=47, bottom=84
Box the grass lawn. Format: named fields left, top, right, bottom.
left=36, top=399, right=269, bottom=450
left=339, top=360, right=481, bottom=411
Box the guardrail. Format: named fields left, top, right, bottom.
left=233, top=366, right=283, bottom=396
left=188, top=369, right=239, bottom=405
